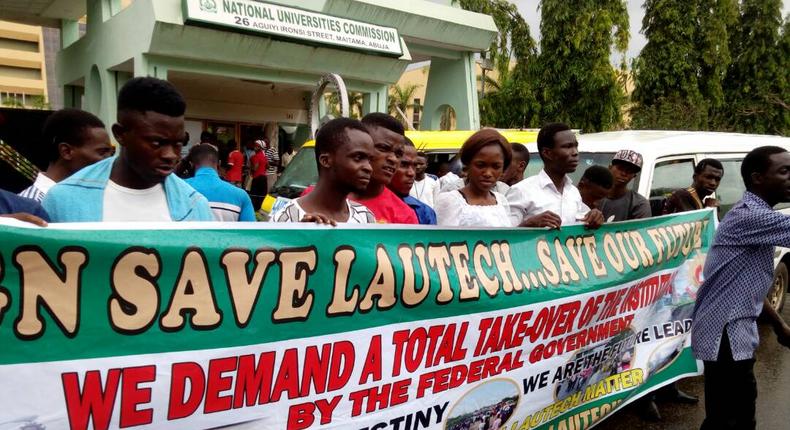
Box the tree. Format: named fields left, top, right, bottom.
left=454, top=0, right=540, bottom=128
left=632, top=1, right=704, bottom=129
left=325, top=91, right=364, bottom=119
left=536, top=0, right=630, bottom=132
left=719, top=0, right=788, bottom=135
left=388, top=83, right=421, bottom=128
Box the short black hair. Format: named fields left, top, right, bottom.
left=695, top=158, right=724, bottom=175
left=315, top=117, right=369, bottom=166
left=511, top=142, right=529, bottom=161
left=43, top=108, right=105, bottom=163
left=537, top=122, right=571, bottom=154
left=416, top=151, right=428, bottom=159
left=190, top=143, right=219, bottom=165
left=117, top=77, right=186, bottom=118
left=741, top=146, right=788, bottom=190
left=581, top=165, right=614, bottom=189
left=361, top=112, right=405, bottom=136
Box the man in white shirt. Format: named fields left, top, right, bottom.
left=506, top=122, right=603, bottom=229
left=409, top=150, right=439, bottom=207
left=19, top=109, right=114, bottom=202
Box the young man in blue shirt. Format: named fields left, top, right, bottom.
left=43, top=77, right=213, bottom=222
left=692, top=146, right=790, bottom=430
left=185, top=144, right=255, bottom=222
left=389, top=137, right=436, bottom=225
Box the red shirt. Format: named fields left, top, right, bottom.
left=301, top=185, right=418, bottom=224
left=226, top=150, right=244, bottom=182
left=251, top=151, right=268, bottom=178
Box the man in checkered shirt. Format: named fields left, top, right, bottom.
left=691, top=146, right=790, bottom=429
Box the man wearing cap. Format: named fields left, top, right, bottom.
left=599, top=149, right=651, bottom=222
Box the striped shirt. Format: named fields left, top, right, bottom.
left=18, top=173, right=56, bottom=203
left=272, top=199, right=375, bottom=224
left=265, top=147, right=280, bottom=175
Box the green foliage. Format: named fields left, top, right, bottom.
left=536, top=0, right=630, bottom=132
left=325, top=91, right=364, bottom=119
left=388, top=83, right=421, bottom=128
left=454, top=0, right=540, bottom=128
left=28, top=95, right=50, bottom=110
left=717, top=0, right=788, bottom=135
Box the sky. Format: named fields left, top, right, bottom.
left=511, top=0, right=790, bottom=60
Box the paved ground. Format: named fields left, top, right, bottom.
left=597, top=297, right=790, bottom=430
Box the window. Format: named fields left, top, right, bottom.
left=412, top=98, right=421, bottom=129
left=716, top=159, right=745, bottom=217
left=649, top=158, right=695, bottom=215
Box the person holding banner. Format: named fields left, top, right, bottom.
left=42, top=77, right=214, bottom=222
left=273, top=118, right=376, bottom=224
left=0, top=188, right=48, bottom=226
left=435, top=129, right=513, bottom=227
left=692, top=146, right=790, bottom=430
left=506, top=123, right=604, bottom=229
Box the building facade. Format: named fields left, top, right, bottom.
left=42, top=0, right=496, bottom=148
left=0, top=20, right=50, bottom=109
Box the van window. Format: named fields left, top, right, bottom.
left=716, top=158, right=745, bottom=216
left=649, top=158, right=695, bottom=215
left=650, top=158, right=695, bottom=198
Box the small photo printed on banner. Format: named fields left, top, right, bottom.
left=445, top=379, right=520, bottom=430
left=554, top=329, right=637, bottom=403
left=647, top=337, right=686, bottom=377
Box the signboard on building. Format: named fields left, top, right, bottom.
left=183, top=0, right=403, bottom=57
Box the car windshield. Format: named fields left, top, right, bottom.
left=270, top=147, right=317, bottom=198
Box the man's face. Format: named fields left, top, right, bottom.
left=65, top=126, right=114, bottom=174
left=113, top=111, right=185, bottom=187
left=579, top=180, right=611, bottom=209
left=329, top=129, right=374, bottom=194
left=390, top=145, right=418, bottom=196
left=757, top=152, right=790, bottom=204
left=692, top=165, right=724, bottom=197
left=610, top=162, right=639, bottom=187
left=501, top=156, right=527, bottom=186
left=415, top=154, right=428, bottom=179
left=366, top=126, right=402, bottom=186
left=542, top=130, right=579, bottom=174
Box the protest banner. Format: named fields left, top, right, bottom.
left=0, top=210, right=714, bottom=430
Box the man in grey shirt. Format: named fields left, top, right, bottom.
left=599, top=149, right=651, bottom=221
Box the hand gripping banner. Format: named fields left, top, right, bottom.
left=0, top=210, right=715, bottom=430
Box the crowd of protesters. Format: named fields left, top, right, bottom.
left=1, top=76, right=790, bottom=430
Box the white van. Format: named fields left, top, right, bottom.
left=520, top=130, right=790, bottom=311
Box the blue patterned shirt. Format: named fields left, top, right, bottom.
left=692, top=192, right=790, bottom=361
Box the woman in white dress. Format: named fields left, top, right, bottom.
left=435, top=129, right=513, bottom=227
